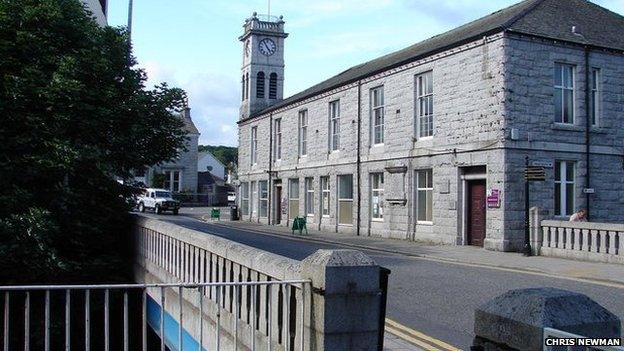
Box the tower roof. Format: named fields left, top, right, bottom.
left=242, top=0, right=624, bottom=122
left=180, top=107, right=199, bottom=135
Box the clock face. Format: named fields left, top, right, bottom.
left=258, top=38, right=277, bottom=56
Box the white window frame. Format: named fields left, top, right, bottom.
left=259, top=180, right=268, bottom=218
left=241, top=182, right=250, bottom=215
left=298, top=110, right=308, bottom=157
left=250, top=126, right=258, bottom=165
left=274, top=118, right=282, bottom=161
left=250, top=181, right=257, bottom=215
left=590, top=68, right=601, bottom=127
left=321, top=176, right=330, bottom=217
left=370, top=86, right=384, bottom=145
left=554, top=63, right=575, bottom=124
left=329, top=100, right=340, bottom=152
left=289, top=179, right=300, bottom=218
left=555, top=161, right=575, bottom=217
left=416, top=169, right=433, bottom=224
left=371, top=173, right=384, bottom=221
left=416, top=71, right=434, bottom=138
left=305, top=177, right=314, bottom=216
left=338, top=175, right=354, bottom=225
left=164, top=170, right=182, bottom=192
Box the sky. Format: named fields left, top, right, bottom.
left=106, top=0, right=624, bottom=147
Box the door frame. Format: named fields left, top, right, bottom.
left=273, top=180, right=282, bottom=225
left=461, top=173, right=487, bottom=246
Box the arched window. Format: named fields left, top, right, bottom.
left=245, top=72, right=250, bottom=100
left=269, top=73, right=278, bottom=99
left=241, top=75, right=245, bottom=101
left=256, top=72, right=265, bottom=98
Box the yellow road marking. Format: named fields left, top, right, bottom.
left=385, top=325, right=443, bottom=351
left=386, top=319, right=461, bottom=351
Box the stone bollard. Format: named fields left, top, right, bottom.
left=472, top=288, right=621, bottom=351
left=301, top=249, right=381, bottom=351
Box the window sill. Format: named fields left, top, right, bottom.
left=371, top=143, right=385, bottom=148
left=338, top=223, right=354, bottom=227
left=416, top=136, right=434, bottom=142
left=371, top=218, right=384, bottom=223
left=416, top=221, right=434, bottom=226
left=590, top=126, right=608, bottom=134
left=322, top=215, right=330, bottom=218
left=551, top=123, right=583, bottom=132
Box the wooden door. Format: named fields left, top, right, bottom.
left=468, top=180, right=486, bottom=247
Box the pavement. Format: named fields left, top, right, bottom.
left=156, top=209, right=624, bottom=350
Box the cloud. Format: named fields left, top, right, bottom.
left=142, top=61, right=239, bottom=147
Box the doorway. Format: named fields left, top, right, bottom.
left=274, top=183, right=282, bottom=225
left=467, top=180, right=486, bottom=247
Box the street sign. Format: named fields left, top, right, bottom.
left=583, top=188, right=595, bottom=194
left=524, top=166, right=546, bottom=181
left=531, top=161, right=553, bottom=168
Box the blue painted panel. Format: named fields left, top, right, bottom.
left=146, top=295, right=207, bottom=351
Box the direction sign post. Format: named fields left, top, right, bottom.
left=522, top=158, right=547, bottom=256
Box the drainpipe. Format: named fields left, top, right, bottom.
left=573, top=26, right=592, bottom=220
left=583, top=46, right=591, bottom=220
left=268, top=113, right=273, bottom=225
left=356, top=81, right=362, bottom=236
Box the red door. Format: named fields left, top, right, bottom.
left=468, top=180, right=486, bottom=247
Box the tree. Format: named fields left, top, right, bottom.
left=0, top=0, right=188, bottom=284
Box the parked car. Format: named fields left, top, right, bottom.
left=136, top=188, right=180, bottom=215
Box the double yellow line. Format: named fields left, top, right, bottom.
left=385, top=319, right=461, bottom=351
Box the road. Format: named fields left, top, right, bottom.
left=149, top=214, right=624, bottom=350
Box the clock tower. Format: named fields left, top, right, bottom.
left=239, top=12, right=288, bottom=120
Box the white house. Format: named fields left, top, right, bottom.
left=198, top=151, right=226, bottom=179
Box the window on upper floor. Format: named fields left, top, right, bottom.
left=241, top=75, right=245, bottom=101
left=555, top=161, right=575, bottom=217
left=329, top=100, right=340, bottom=151
left=370, top=86, right=384, bottom=145
left=257, top=71, right=265, bottom=98
left=274, top=118, right=282, bottom=161
left=554, top=63, right=575, bottom=124
left=298, top=110, right=308, bottom=157
left=245, top=72, right=250, bottom=101
left=269, top=73, right=278, bottom=99
left=416, top=71, right=434, bottom=138
left=590, top=68, right=601, bottom=127
left=250, top=126, right=258, bottom=165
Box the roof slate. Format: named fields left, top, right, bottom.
left=244, top=0, right=624, bottom=122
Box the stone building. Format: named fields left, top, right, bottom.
left=236, top=0, right=624, bottom=251
left=143, top=107, right=200, bottom=193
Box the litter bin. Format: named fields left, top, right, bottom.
left=230, top=205, right=239, bottom=221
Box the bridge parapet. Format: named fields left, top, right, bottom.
left=134, top=215, right=383, bottom=351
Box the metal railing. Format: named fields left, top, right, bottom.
left=1, top=280, right=309, bottom=351
left=136, top=223, right=310, bottom=350
left=543, top=327, right=624, bottom=351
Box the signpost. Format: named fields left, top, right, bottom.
left=523, top=157, right=546, bottom=256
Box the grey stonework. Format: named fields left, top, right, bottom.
left=237, top=22, right=624, bottom=251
